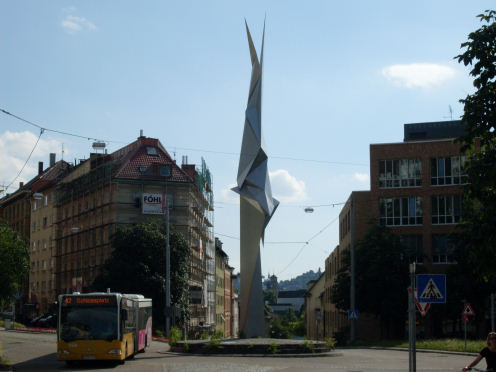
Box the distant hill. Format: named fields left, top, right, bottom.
left=269, top=269, right=322, bottom=291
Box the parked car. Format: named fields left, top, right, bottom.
left=38, top=314, right=57, bottom=328
left=29, top=314, right=45, bottom=327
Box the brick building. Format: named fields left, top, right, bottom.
left=324, top=120, right=466, bottom=340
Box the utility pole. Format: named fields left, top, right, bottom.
left=165, top=198, right=171, bottom=339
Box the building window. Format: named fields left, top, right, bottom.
left=432, top=234, right=456, bottom=264
left=431, top=195, right=462, bottom=224
left=138, top=166, right=147, bottom=173
left=430, top=155, right=468, bottom=185
left=43, top=217, right=47, bottom=228
left=44, top=195, right=48, bottom=206
left=400, top=235, right=423, bottom=264
left=33, top=200, right=37, bottom=211
left=379, top=159, right=421, bottom=188
left=379, top=197, right=422, bottom=226
left=160, top=166, right=171, bottom=177
left=146, top=146, right=158, bottom=156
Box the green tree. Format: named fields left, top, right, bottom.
left=92, top=220, right=190, bottom=330
left=331, top=224, right=418, bottom=338
left=0, top=220, right=29, bottom=308
left=263, top=289, right=277, bottom=304
left=455, top=10, right=496, bottom=285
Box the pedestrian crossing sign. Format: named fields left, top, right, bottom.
left=348, top=309, right=359, bottom=320
left=463, top=303, right=475, bottom=316
left=417, top=274, right=446, bottom=303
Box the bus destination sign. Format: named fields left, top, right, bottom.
left=62, top=295, right=117, bottom=307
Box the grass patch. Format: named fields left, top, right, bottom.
left=352, top=338, right=486, bottom=353
left=0, top=356, right=10, bottom=367
left=0, top=320, right=25, bottom=328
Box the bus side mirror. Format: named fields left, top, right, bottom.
left=121, top=309, right=128, bottom=321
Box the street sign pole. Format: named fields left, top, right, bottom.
left=491, top=293, right=495, bottom=332
left=464, top=315, right=467, bottom=352
left=408, top=263, right=416, bottom=372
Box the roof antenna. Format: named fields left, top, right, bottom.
left=443, top=105, right=453, bottom=121
left=61, top=143, right=65, bottom=161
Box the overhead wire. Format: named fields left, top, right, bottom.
left=0, top=108, right=124, bottom=144
left=214, top=232, right=306, bottom=245
left=276, top=215, right=340, bottom=276
left=5, top=128, right=44, bottom=192
left=0, top=108, right=369, bottom=167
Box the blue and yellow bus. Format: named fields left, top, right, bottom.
left=57, top=292, right=152, bottom=365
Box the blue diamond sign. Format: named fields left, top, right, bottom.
left=417, top=274, right=446, bottom=303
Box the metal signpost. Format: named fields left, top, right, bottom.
left=462, top=303, right=475, bottom=351
left=408, top=263, right=416, bottom=372
left=492, top=293, right=495, bottom=332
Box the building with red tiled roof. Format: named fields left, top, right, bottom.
left=53, top=134, right=214, bottom=331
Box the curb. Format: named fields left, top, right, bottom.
left=161, top=350, right=343, bottom=358
left=2, top=327, right=56, bottom=334
left=340, top=346, right=478, bottom=357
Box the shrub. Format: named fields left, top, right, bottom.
left=267, top=342, right=279, bottom=354
left=324, top=337, right=337, bottom=350
left=169, top=326, right=182, bottom=346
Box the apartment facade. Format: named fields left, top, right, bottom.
left=325, top=120, right=466, bottom=340
left=305, top=273, right=325, bottom=340
left=215, top=238, right=227, bottom=334
left=52, top=135, right=214, bottom=331
left=28, top=157, right=69, bottom=313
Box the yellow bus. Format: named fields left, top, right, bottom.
left=57, top=292, right=152, bottom=365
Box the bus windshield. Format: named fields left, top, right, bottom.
left=60, top=306, right=118, bottom=342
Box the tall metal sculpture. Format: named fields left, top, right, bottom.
left=232, top=20, right=279, bottom=338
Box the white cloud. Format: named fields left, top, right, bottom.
left=0, top=131, right=64, bottom=193
left=219, top=169, right=307, bottom=205
left=220, top=183, right=239, bottom=204
left=269, top=169, right=307, bottom=203
left=61, top=15, right=96, bottom=34
left=353, top=172, right=369, bottom=183
left=382, top=63, right=456, bottom=89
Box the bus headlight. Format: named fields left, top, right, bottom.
left=60, top=350, right=70, bottom=355
left=108, top=349, right=122, bottom=354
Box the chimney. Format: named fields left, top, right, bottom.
left=182, top=155, right=188, bottom=166
left=49, top=153, right=56, bottom=167
left=38, top=161, right=43, bottom=175
left=139, top=129, right=144, bottom=138
left=19, top=182, right=24, bottom=188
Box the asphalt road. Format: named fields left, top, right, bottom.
left=0, top=330, right=476, bottom=372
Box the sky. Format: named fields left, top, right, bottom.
left=0, top=1, right=492, bottom=280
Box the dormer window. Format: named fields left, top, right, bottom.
left=160, top=166, right=171, bottom=177
left=146, top=146, right=158, bottom=156
left=139, top=166, right=147, bottom=173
